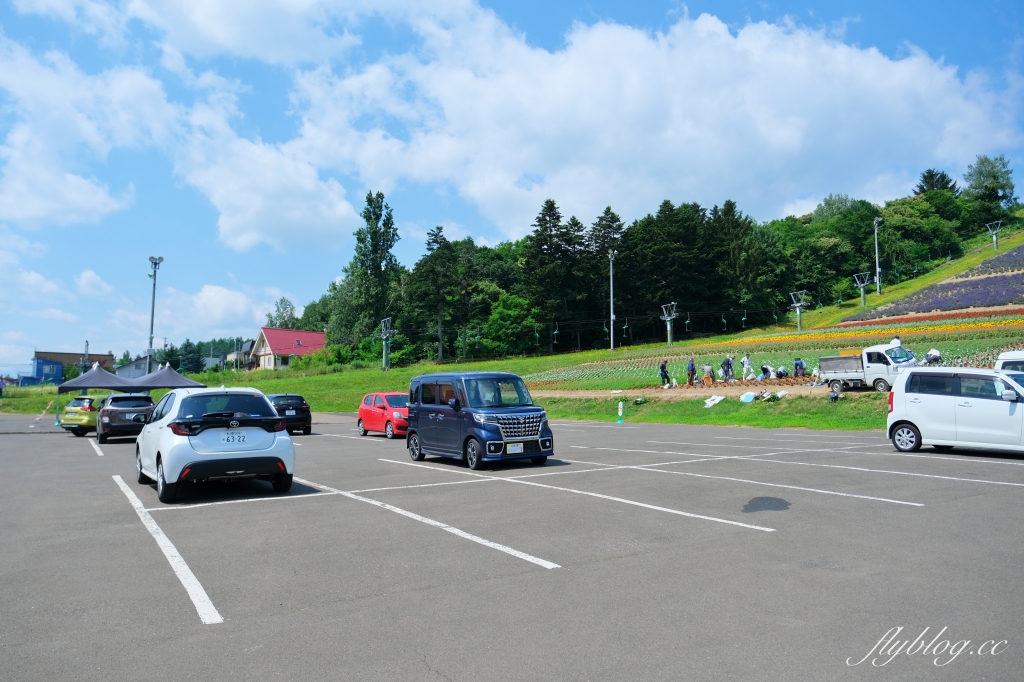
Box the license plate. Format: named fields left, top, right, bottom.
left=124, top=413, right=136, bottom=420
left=285, top=409, right=296, bottom=416
left=220, top=430, right=247, bottom=444
left=506, top=442, right=524, bottom=454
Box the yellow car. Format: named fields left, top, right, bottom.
left=60, top=395, right=99, bottom=436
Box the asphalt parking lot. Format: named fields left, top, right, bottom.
left=2, top=417, right=1022, bottom=680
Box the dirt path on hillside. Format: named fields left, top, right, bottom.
left=532, top=383, right=880, bottom=401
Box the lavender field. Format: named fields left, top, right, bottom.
left=956, top=244, right=1024, bottom=278
left=846, top=272, right=1024, bottom=321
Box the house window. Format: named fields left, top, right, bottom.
left=280, top=355, right=290, bottom=366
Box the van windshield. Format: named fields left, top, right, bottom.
left=464, top=378, right=533, bottom=408
left=885, top=347, right=915, bottom=364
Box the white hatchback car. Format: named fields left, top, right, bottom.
left=887, top=367, right=1024, bottom=453
left=135, top=388, right=296, bottom=503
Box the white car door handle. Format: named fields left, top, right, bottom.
left=958, top=402, right=971, bottom=407
left=909, top=398, right=921, bottom=403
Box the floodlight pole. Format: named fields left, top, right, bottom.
left=873, top=217, right=882, bottom=296
left=608, top=250, right=617, bottom=351
left=986, top=221, right=1003, bottom=252
left=147, top=256, right=163, bottom=374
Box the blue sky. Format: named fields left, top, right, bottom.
left=1, top=0, right=1022, bottom=375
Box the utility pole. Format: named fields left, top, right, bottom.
left=608, top=249, right=617, bottom=351
left=147, top=256, right=163, bottom=375
left=873, top=217, right=882, bottom=296
left=660, top=302, right=679, bottom=346
left=378, top=317, right=396, bottom=370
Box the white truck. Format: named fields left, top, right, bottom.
left=994, top=351, right=1024, bottom=372
left=819, top=342, right=918, bottom=393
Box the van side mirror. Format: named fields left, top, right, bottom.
left=448, top=398, right=460, bottom=410
left=1002, top=390, right=1018, bottom=402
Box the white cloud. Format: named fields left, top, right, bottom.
left=74, top=269, right=114, bottom=296
left=0, top=245, right=64, bottom=300
left=176, top=97, right=360, bottom=250
left=32, top=307, right=80, bottom=323
left=287, top=11, right=1021, bottom=229
left=0, top=36, right=179, bottom=226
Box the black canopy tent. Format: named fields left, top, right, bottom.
left=130, top=366, right=207, bottom=390
left=53, top=364, right=206, bottom=425
left=57, top=364, right=137, bottom=394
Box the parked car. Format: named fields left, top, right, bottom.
left=60, top=395, right=98, bottom=436
left=994, top=351, right=1024, bottom=372
left=820, top=342, right=917, bottom=393
left=267, top=393, right=312, bottom=435
left=135, top=388, right=296, bottom=503
left=405, top=372, right=553, bottom=469
left=887, top=367, right=1023, bottom=453
left=96, top=393, right=155, bottom=443
left=357, top=392, right=409, bottom=439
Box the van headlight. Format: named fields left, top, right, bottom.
left=472, top=413, right=497, bottom=424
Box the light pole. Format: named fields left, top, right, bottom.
left=608, top=249, right=617, bottom=351
left=148, top=256, right=163, bottom=373
left=873, top=217, right=882, bottom=296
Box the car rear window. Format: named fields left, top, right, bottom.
left=1002, top=361, right=1024, bottom=372
left=109, top=396, right=154, bottom=408
left=385, top=395, right=407, bottom=408
left=68, top=397, right=92, bottom=407
left=178, top=393, right=276, bottom=418
left=272, top=395, right=306, bottom=408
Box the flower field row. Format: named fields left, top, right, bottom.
left=836, top=307, right=1024, bottom=328
left=954, top=243, right=1024, bottom=279
left=713, top=318, right=1024, bottom=347
left=844, top=272, right=1024, bottom=321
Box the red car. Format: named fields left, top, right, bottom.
left=357, top=392, right=409, bottom=439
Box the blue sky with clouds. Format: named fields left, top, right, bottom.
left=1, top=0, right=1022, bottom=375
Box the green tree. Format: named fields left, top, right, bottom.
left=179, top=340, right=203, bottom=374
left=265, top=297, right=298, bottom=329
left=481, top=293, right=537, bottom=355
left=964, top=154, right=1017, bottom=208
left=811, top=194, right=857, bottom=223
left=118, top=350, right=132, bottom=366
left=346, top=191, right=401, bottom=336
left=406, top=226, right=456, bottom=360
left=915, top=169, right=959, bottom=196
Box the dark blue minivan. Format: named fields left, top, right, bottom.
left=406, top=372, right=553, bottom=469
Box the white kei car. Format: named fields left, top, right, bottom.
left=887, top=367, right=1024, bottom=453
left=135, top=388, right=296, bottom=503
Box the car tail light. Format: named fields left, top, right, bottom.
left=80, top=405, right=96, bottom=412
left=180, top=467, right=191, bottom=480
left=276, top=461, right=285, bottom=471
left=300, top=404, right=310, bottom=411
left=887, top=391, right=894, bottom=414
left=169, top=422, right=191, bottom=436
left=272, top=419, right=287, bottom=432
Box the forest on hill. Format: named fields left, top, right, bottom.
left=268, top=155, right=1019, bottom=367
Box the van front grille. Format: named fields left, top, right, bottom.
left=496, top=414, right=543, bottom=439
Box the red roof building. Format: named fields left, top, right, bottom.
left=251, top=327, right=326, bottom=370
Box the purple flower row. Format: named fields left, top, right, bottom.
left=958, top=244, right=1024, bottom=278
left=845, top=272, right=1024, bottom=321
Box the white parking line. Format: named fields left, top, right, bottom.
left=881, top=452, right=1024, bottom=466
left=294, top=476, right=560, bottom=569
left=146, top=491, right=339, bottom=512
left=550, top=422, right=640, bottom=429
left=89, top=440, right=104, bottom=456
left=636, top=467, right=923, bottom=506
left=315, top=434, right=386, bottom=443
left=378, top=460, right=776, bottom=532
left=732, top=456, right=1024, bottom=488
left=112, top=476, right=223, bottom=624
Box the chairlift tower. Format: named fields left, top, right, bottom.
left=789, top=290, right=810, bottom=332
left=986, top=220, right=1004, bottom=252
left=852, top=272, right=872, bottom=308
left=660, top=302, right=679, bottom=345
left=608, top=249, right=617, bottom=351
left=377, top=317, right=397, bottom=370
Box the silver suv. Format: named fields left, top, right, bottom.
left=887, top=367, right=1024, bottom=453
